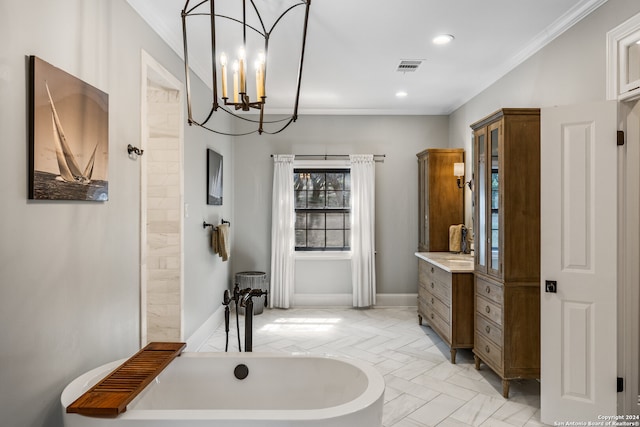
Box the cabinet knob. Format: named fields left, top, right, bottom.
left=430, top=267, right=434, bottom=273
left=485, top=325, right=491, bottom=333
left=430, top=297, right=434, bottom=304
left=430, top=313, right=434, bottom=319
left=485, top=305, right=491, bottom=314
left=485, top=286, right=491, bottom=294
left=431, top=282, right=435, bottom=289
left=485, top=345, right=490, bottom=353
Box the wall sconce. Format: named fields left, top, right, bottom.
left=454, top=162, right=472, bottom=190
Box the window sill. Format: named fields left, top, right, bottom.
left=295, top=251, right=352, bottom=261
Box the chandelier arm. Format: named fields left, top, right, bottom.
left=194, top=121, right=259, bottom=136
left=212, top=14, right=265, bottom=38
left=267, top=1, right=308, bottom=34
left=183, top=0, right=209, bottom=16
left=248, top=0, right=267, bottom=34
left=209, top=0, right=219, bottom=109
left=260, top=118, right=295, bottom=135
left=292, top=0, right=311, bottom=119
left=181, top=7, right=194, bottom=124
left=217, top=106, right=293, bottom=124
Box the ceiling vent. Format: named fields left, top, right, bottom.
left=396, top=60, right=423, bottom=72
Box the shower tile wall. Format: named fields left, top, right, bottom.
left=145, top=84, right=182, bottom=342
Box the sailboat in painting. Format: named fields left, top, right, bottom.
left=45, top=82, right=98, bottom=184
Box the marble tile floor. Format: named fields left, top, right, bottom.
left=199, top=306, right=548, bottom=427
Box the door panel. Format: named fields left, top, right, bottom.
left=540, top=102, right=617, bottom=423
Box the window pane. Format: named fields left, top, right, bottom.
left=326, top=213, right=344, bottom=229
left=295, top=191, right=307, bottom=208
left=310, top=173, right=326, bottom=190
left=344, top=173, right=350, bottom=190
left=308, top=212, right=325, bottom=229
left=326, top=230, right=344, bottom=247
left=326, top=173, right=344, bottom=191
left=345, top=212, right=351, bottom=229
left=295, top=230, right=307, bottom=247
left=344, top=191, right=351, bottom=208
left=294, top=173, right=304, bottom=190
left=307, top=190, right=325, bottom=208
left=295, top=213, right=306, bottom=229
left=345, top=230, right=351, bottom=247
left=327, top=190, right=346, bottom=208
left=308, top=230, right=325, bottom=247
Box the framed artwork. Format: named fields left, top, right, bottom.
left=207, top=149, right=223, bottom=205
left=28, top=56, right=109, bottom=201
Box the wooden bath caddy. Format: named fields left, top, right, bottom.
left=66, top=341, right=186, bottom=416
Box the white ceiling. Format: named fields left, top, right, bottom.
left=127, top=0, right=607, bottom=116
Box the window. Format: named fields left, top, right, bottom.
left=294, top=168, right=350, bottom=251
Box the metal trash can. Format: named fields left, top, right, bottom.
left=235, top=271, right=268, bottom=315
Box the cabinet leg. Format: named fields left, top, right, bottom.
left=450, top=348, right=457, bottom=364
left=474, top=354, right=481, bottom=370
left=502, top=379, right=510, bottom=398
left=418, top=314, right=422, bottom=325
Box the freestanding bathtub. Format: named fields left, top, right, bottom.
left=61, top=352, right=385, bottom=427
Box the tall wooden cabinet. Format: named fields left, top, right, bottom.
left=471, top=109, right=540, bottom=398
left=417, top=149, right=465, bottom=252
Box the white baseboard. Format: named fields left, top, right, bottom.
left=375, top=293, right=418, bottom=307
left=185, top=305, right=225, bottom=352
left=292, top=293, right=418, bottom=308
left=293, top=293, right=352, bottom=307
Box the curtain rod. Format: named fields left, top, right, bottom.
left=270, top=154, right=385, bottom=162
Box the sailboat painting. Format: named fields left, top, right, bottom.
left=29, top=56, right=109, bottom=201
left=207, top=149, right=223, bottom=205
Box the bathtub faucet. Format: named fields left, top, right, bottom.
left=222, top=284, right=268, bottom=352
left=239, top=287, right=268, bottom=352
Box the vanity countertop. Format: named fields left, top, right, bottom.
left=414, top=252, right=474, bottom=273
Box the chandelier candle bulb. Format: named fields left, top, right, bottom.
left=255, top=62, right=261, bottom=100
left=238, top=48, right=246, bottom=94
left=220, top=53, right=228, bottom=99
left=233, top=61, right=239, bottom=104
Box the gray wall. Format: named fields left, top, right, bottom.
left=0, top=1, right=232, bottom=426
left=448, top=0, right=640, bottom=205
left=232, top=115, right=450, bottom=295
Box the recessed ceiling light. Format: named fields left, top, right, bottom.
left=396, top=91, right=408, bottom=98
left=433, top=34, right=454, bottom=45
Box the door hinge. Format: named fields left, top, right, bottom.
left=617, top=377, right=624, bottom=392
left=617, top=130, right=625, bottom=146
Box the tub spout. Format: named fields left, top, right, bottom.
left=239, top=289, right=268, bottom=352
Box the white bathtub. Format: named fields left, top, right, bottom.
left=61, top=352, right=385, bottom=427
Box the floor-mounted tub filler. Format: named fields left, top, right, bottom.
left=61, top=352, right=385, bottom=427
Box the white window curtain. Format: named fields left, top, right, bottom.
left=269, top=154, right=296, bottom=308
left=350, top=154, right=376, bottom=308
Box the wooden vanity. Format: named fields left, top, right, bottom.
left=415, top=252, right=474, bottom=364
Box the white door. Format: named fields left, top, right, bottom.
left=540, top=101, right=618, bottom=423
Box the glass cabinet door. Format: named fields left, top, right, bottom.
left=474, top=128, right=487, bottom=272
left=488, top=122, right=501, bottom=276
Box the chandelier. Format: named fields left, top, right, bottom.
left=181, top=0, right=311, bottom=136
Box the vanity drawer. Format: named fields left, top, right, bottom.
left=476, top=276, right=503, bottom=305
left=420, top=277, right=451, bottom=305
left=476, top=313, right=502, bottom=346
left=475, top=331, right=503, bottom=370
left=419, top=260, right=451, bottom=287
left=426, top=293, right=450, bottom=323
left=476, top=294, right=502, bottom=326
left=425, top=305, right=451, bottom=343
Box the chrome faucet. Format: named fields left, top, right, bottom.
left=222, top=284, right=268, bottom=352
